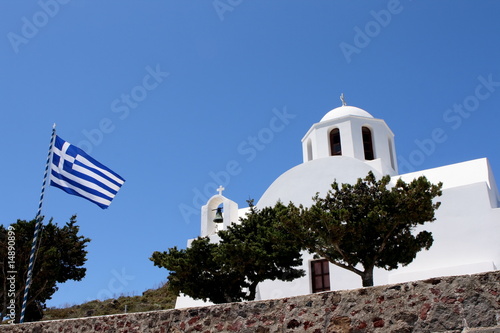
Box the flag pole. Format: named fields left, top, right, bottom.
left=19, top=124, right=57, bottom=323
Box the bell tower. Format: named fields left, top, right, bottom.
left=302, top=96, right=398, bottom=176
left=200, top=186, right=239, bottom=237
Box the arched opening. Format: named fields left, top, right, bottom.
left=203, top=196, right=224, bottom=236
left=362, top=127, right=374, bottom=160
left=213, top=204, right=224, bottom=224
left=329, top=128, right=342, bottom=156
left=307, top=139, right=313, bottom=161
left=388, top=137, right=395, bottom=170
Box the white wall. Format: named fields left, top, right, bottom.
left=256, top=157, right=500, bottom=298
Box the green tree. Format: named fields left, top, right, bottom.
left=280, top=171, right=442, bottom=287
left=151, top=202, right=304, bottom=304
left=151, top=237, right=247, bottom=304
left=0, top=216, right=90, bottom=323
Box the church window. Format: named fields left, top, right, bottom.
left=329, top=128, right=342, bottom=156
left=362, top=127, right=374, bottom=160
left=388, top=137, right=395, bottom=170
left=311, top=259, right=330, bottom=293
left=307, top=139, right=313, bottom=161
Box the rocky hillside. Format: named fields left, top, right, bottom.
left=43, top=281, right=176, bottom=320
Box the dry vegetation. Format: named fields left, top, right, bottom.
left=43, top=281, right=176, bottom=320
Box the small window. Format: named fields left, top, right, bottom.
left=362, top=127, right=374, bottom=160
left=307, top=139, right=313, bottom=161
left=388, top=137, right=395, bottom=170
left=311, top=259, right=330, bottom=293
left=329, top=128, right=342, bottom=156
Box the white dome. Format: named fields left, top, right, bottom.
left=257, top=156, right=383, bottom=208
left=320, top=105, right=373, bottom=122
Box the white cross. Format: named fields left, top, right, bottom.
left=217, top=185, right=225, bottom=196
left=340, top=93, right=347, bottom=106
left=58, top=142, right=74, bottom=170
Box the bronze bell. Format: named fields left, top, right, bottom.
left=213, top=207, right=223, bottom=223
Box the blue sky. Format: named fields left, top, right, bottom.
left=1, top=1, right=499, bottom=308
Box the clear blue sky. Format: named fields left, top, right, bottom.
left=1, top=1, right=499, bottom=308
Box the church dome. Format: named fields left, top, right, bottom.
left=320, top=105, right=373, bottom=122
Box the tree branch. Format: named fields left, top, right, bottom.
left=373, top=218, right=400, bottom=264
left=325, top=256, right=363, bottom=277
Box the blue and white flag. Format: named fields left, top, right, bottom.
left=50, top=135, right=125, bottom=209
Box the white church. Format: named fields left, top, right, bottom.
left=175, top=98, right=500, bottom=308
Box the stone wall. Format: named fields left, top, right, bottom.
left=2, top=271, right=499, bottom=333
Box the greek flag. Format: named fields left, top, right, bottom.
left=50, top=135, right=125, bottom=209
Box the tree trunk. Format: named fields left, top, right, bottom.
left=247, top=281, right=259, bottom=301
left=361, top=268, right=374, bottom=287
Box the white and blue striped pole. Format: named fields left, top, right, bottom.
left=19, top=124, right=56, bottom=323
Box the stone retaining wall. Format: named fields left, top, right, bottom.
left=2, top=271, right=499, bottom=332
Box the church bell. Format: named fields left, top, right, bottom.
left=213, top=207, right=223, bottom=223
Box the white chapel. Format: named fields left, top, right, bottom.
left=175, top=98, right=500, bottom=308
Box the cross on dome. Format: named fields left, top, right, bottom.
left=340, top=93, right=347, bottom=106
left=217, top=185, right=225, bottom=196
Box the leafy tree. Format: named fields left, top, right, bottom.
left=151, top=202, right=304, bottom=304
left=151, top=237, right=247, bottom=304
left=0, top=216, right=90, bottom=323
left=280, top=171, right=442, bottom=287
